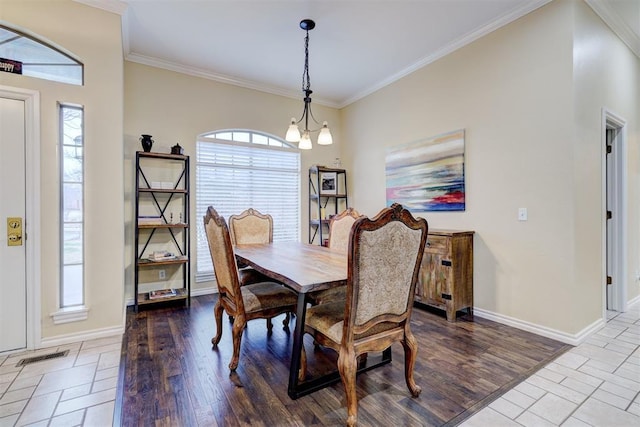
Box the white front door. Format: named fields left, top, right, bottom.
left=0, top=96, right=27, bottom=352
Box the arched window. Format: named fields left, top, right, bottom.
left=195, top=130, right=300, bottom=281
left=0, top=25, right=83, bottom=85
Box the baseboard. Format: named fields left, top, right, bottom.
left=39, top=325, right=124, bottom=349
left=627, top=293, right=640, bottom=308
left=124, top=286, right=218, bottom=306
left=473, top=307, right=605, bottom=346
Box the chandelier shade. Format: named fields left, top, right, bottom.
left=285, top=19, right=332, bottom=150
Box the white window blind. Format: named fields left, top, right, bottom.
left=196, top=134, right=300, bottom=281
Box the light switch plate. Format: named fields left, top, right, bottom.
left=518, top=208, right=528, bottom=221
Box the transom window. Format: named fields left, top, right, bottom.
left=195, top=130, right=300, bottom=281
left=0, top=25, right=83, bottom=85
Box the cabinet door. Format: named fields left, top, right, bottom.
left=417, top=235, right=451, bottom=308
left=420, top=252, right=452, bottom=308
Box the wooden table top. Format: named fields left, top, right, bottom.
left=234, top=241, right=347, bottom=294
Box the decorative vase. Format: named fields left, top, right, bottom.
left=140, top=134, right=154, bottom=152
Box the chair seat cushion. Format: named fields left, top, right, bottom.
left=238, top=267, right=274, bottom=286
left=308, top=287, right=346, bottom=305
left=241, top=282, right=297, bottom=314
left=306, top=301, right=399, bottom=344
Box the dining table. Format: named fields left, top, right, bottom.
left=234, top=241, right=392, bottom=399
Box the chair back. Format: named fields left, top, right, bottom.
left=345, top=204, right=427, bottom=336
left=328, top=208, right=361, bottom=252
left=228, top=208, right=273, bottom=245
left=203, top=206, right=243, bottom=308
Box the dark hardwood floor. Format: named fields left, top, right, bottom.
left=114, top=294, right=571, bottom=426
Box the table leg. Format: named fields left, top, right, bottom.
left=287, top=291, right=393, bottom=400
left=288, top=292, right=307, bottom=398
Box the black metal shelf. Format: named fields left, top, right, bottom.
left=308, top=167, right=348, bottom=246
left=134, top=151, right=190, bottom=311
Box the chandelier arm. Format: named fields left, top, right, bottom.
left=307, top=105, right=323, bottom=127
left=293, top=104, right=306, bottom=125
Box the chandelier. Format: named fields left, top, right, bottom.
left=285, top=19, right=333, bottom=150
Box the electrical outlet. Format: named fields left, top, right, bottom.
left=159, top=270, right=166, bottom=280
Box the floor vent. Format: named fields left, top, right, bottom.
left=16, top=350, right=69, bottom=367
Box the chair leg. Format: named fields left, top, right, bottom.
left=337, top=347, right=359, bottom=427
left=229, top=315, right=246, bottom=371
left=282, top=313, right=291, bottom=333
left=211, top=300, right=224, bottom=346
left=298, top=341, right=307, bottom=381
left=402, top=329, right=422, bottom=397
left=266, top=317, right=274, bottom=333
left=357, top=352, right=368, bottom=365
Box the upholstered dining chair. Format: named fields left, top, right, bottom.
left=203, top=206, right=298, bottom=371
left=228, top=208, right=273, bottom=286
left=228, top=208, right=290, bottom=328
left=308, top=207, right=361, bottom=305
left=228, top=207, right=272, bottom=246
left=327, top=207, right=361, bottom=252
left=301, top=203, right=428, bottom=426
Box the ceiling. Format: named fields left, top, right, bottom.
left=84, top=0, right=639, bottom=109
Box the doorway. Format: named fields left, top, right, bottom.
left=0, top=86, right=40, bottom=353
left=604, top=109, right=627, bottom=313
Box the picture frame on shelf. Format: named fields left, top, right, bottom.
left=320, top=172, right=337, bottom=195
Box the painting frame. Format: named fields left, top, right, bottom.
left=320, top=172, right=337, bottom=195
left=385, top=129, right=465, bottom=212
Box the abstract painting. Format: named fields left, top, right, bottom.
left=385, top=129, right=465, bottom=211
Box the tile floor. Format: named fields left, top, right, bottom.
left=0, top=335, right=120, bottom=427
left=462, top=305, right=640, bottom=427
left=0, top=305, right=638, bottom=427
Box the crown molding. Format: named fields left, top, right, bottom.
left=585, top=0, right=640, bottom=58
left=338, top=0, right=553, bottom=108
left=72, top=0, right=128, bottom=16
left=125, top=52, right=340, bottom=108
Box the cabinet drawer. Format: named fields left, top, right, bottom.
left=425, top=235, right=449, bottom=253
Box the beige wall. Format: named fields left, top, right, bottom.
left=0, top=1, right=124, bottom=341
left=123, top=62, right=342, bottom=296
left=341, top=0, right=639, bottom=336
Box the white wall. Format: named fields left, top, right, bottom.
left=123, top=62, right=342, bottom=297
left=572, top=0, right=640, bottom=313
left=341, top=0, right=639, bottom=337
left=0, top=0, right=125, bottom=342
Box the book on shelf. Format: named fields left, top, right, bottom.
left=148, top=288, right=176, bottom=300
left=147, top=251, right=176, bottom=261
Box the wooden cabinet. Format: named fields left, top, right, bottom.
left=134, top=152, right=190, bottom=311
left=308, top=166, right=348, bottom=246
left=415, top=229, right=473, bottom=322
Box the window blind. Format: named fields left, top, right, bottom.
left=196, top=137, right=300, bottom=281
